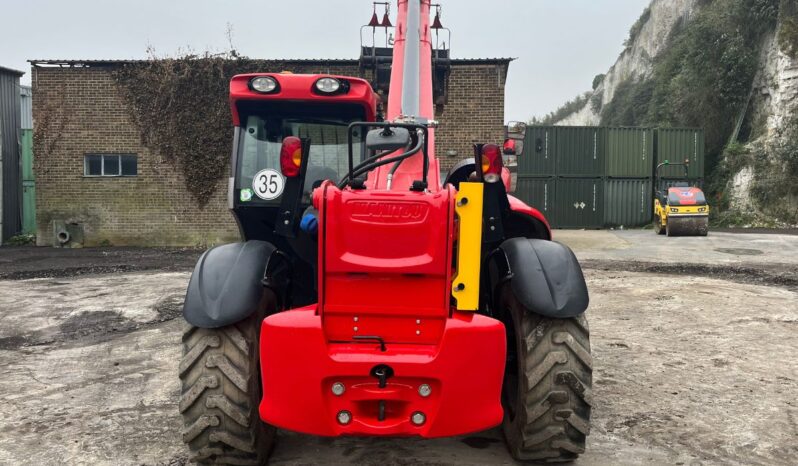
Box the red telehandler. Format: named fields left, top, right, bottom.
left=179, top=1, right=591, bottom=463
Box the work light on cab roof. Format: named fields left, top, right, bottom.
left=314, top=77, right=345, bottom=94
left=249, top=76, right=278, bottom=93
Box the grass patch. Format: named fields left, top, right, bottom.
left=5, top=234, right=35, bottom=246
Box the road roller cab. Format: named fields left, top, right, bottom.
left=654, top=161, right=709, bottom=236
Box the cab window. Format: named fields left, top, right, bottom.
left=235, top=108, right=364, bottom=204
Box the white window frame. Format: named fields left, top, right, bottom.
left=84, top=154, right=137, bottom=177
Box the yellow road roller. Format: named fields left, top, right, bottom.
left=653, top=161, right=709, bottom=236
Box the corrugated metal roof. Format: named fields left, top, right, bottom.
left=450, top=57, right=514, bottom=64
left=20, top=85, right=32, bottom=130
left=29, top=57, right=514, bottom=67
left=0, top=65, right=25, bottom=76
left=30, top=58, right=360, bottom=67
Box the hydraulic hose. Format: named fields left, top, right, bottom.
left=338, top=133, right=425, bottom=189
left=387, top=130, right=422, bottom=190
left=338, top=149, right=393, bottom=187
left=349, top=135, right=424, bottom=183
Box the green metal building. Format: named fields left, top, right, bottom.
left=20, top=85, right=34, bottom=235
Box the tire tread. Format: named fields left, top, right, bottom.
left=501, top=285, right=592, bottom=463
left=179, top=312, right=274, bottom=465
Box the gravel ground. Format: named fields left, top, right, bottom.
left=0, top=231, right=796, bottom=465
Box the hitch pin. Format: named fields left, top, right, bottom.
left=374, top=367, right=388, bottom=388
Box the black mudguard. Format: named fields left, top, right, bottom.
left=493, top=237, right=589, bottom=318
left=183, top=240, right=281, bottom=328
left=442, top=157, right=476, bottom=190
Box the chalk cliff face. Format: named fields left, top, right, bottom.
left=754, top=30, right=798, bottom=138
left=557, top=0, right=701, bottom=126
left=731, top=28, right=798, bottom=219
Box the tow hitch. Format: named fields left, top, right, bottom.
left=370, top=364, right=395, bottom=421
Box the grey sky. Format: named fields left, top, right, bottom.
left=0, top=0, right=648, bottom=121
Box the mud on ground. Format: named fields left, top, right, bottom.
left=0, top=235, right=796, bottom=465
left=0, top=246, right=201, bottom=280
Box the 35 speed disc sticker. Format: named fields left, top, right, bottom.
left=252, top=169, right=285, bottom=200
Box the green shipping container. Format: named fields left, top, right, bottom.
left=656, top=128, right=705, bottom=178
left=554, top=126, right=604, bottom=177
left=605, top=127, right=654, bottom=177
left=515, top=176, right=555, bottom=218
left=553, top=177, right=603, bottom=228
left=604, top=178, right=652, bottom=227
left=520, top=126, right=556, bottom=176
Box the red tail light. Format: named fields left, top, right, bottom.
left=280, top=137, right=303, bottom=177
left=481, top=144, right=503, bottom=181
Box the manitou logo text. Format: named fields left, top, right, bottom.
left=349, top=201, right=428, bottom=223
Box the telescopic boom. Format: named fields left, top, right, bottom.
left=369, top=0, right=441, bottom=191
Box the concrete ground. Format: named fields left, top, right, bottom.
left=0, top=230, right=796, bottom=465
left=555, top=229, right=798, bottom=266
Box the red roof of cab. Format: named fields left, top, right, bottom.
left=229, top=73, right=377, bottom=125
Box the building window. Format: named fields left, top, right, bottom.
left=84, top=154, right=137, bottom=177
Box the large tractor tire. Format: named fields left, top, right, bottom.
left=498, top=284, right=592, bottom=463
left=179, top=309, right=275, bottom=465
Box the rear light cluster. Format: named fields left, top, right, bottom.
left=480, top=144, right=503, bottom=183
left=280, top=136, right=303, bottom=177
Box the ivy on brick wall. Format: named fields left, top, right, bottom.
left=113, top=54, right=263, bottom=206
left=32, top=88, right=69, bottom=178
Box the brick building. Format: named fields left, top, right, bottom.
left=30, top=57, right=511, bottom=246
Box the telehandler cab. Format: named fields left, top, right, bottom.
left=179, top=1, right=592, bottom=463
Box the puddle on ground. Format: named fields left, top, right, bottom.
left=714, top=248, right=764, bottom=256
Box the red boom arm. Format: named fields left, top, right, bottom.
left=367, top=0, right=441, bottom=192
